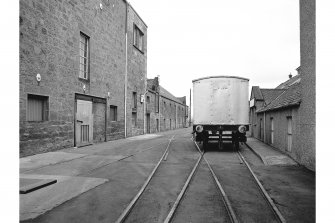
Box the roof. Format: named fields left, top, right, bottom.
left=192, top=75, right=249, bottom=82
left=159, top=86, right=185, bottom=104
left=251, top=86, right=263, bottom=100
left=257, top=83, right=301, bottom=113
left=260, top=89, right=286, bottom=105
left=276, top=74, right=301, bottom=89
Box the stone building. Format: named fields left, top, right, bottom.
left=249, top=0, right=315, bottom=171
left=249, top=74, right=302, bottom=166
left=145, top=77, right=188, bottom=133
left=19, top=0, right=147, bottom=157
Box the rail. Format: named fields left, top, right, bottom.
left=115, top=135, right=175, bottom=223
left=237, top=149, right=286, bottom=223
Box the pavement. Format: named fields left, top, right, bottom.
left=19, top=132, right=299, bottom=221
left=19, top=133, right=164, bottom=221
left=245, top=137, right=297, bottom=166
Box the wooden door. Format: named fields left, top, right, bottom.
left=76, top=100, right=93, bottom=147
left=260, top=118, right=263, bottom=141
left=287, top=117, right=292, bottom=152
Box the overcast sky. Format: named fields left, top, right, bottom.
left=130, top=0, right=300, bottom=104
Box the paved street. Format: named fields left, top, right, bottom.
left=20, top=127, right=315, bottom=223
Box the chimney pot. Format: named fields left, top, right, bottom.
left=289, top=73, right=292, bottom=79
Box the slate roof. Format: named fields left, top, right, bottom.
left=257, top=83, right=301, bottom=113
left=159, top=86, right=184, bottom=104
left=147, top=78, right=185, bottom=104
left=260, top=89, right=286, bottom=105
left=276, top=74, right=301, bottom=89
left=251, top=86, right=263, bottom=100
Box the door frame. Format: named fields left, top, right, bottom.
left=74, top=93, right=107, bottom=147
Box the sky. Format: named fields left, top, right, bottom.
left=129, top=0, right=300, bottom=104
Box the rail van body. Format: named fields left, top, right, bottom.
left=192, top=76, right=249, bottom=150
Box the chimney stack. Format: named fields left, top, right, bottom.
left=289, top=73, right=292, bottom=79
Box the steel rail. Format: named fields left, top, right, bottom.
left=164, top=154, right=203, bottom=223
left=237, top=151, right=286, bottom=223
left=115, top=135, right=175, bottom=223
left=193, top=140, right=239, bottom=223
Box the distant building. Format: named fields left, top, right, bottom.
left=249, top=0, right=315, bottom=171
left=19, top=0, right=147, bottom=157
left=146, top=77, right=188, bottom=133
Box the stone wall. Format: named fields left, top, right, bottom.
left=258, top=108, right=300, bottom=162
left=297, top=0, right=315, bottom=171
left=126, top=4, right=147, bottom=137
left=146, top=91, right=160, bottom=133
left=20, top=0, right=127, bottom=156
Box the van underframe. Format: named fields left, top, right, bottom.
left=193, top=124, right=249, bottom=151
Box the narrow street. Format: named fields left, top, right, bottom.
left=20, top=127, right=314, bottom=223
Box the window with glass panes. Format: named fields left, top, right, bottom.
left=79, top=33, right=89, bottom=79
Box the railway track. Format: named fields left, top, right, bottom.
left=188, top=140, right=286, bottom=223
left=115, top=135, right=286, bottom=223
left=115, top=134, right=203, bottom=223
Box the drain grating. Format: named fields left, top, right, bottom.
left=20, top=178, right=57, bottom=194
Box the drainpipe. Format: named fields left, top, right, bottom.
left=158, top=93, right=161, bottom=131
left=263, top=112, right=266, bottom=142
left=143, top=89, right=148, bottom=134
left=124, top=1, right=128, bottom=138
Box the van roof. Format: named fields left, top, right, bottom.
left=192, top=76, right=249, bottom=82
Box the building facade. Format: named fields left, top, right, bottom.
left=146, top=77, right=188, bottom=133
left=249, top=0, right=315, bottom=171
left=19, top=0, right=147, bottom=157
left=250, top=78, right=302, bottom=167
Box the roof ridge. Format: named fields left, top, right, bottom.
left=260, top=88, right=286, bottom=90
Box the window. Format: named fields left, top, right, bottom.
left=270, top=118, right=274, bottom=144
left=110, top=105, right=117, bottom=122
left=146, top=96, right=150, bottom=103
left=133, top=24, right=144, bottom=52
left=27, top=94, right=49, bottom=121
left=132, top=113, right=137, bottom=127
left=79, top=33, right=89, bottom=79
left=132, top=92, right=137, bottom=109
